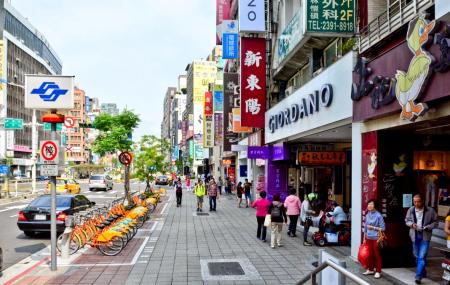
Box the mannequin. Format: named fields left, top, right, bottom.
left=438, top=172, right=449, bottom=205
left=424, top=174, right=438, bottom=208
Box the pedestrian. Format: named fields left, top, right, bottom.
left=236, top=182, right=244, bottom=207
left=244, top=179, right=252, bottom=208
left=405, top=194, right=437, bottom=284
left=186, top=176, right=191, bottom=192
left=175, top=180, right=183, bottom=207
left=208, top=178, right=219, bottom=211
left=194, top=179, right=206, bottom=212
left=227, top=177, right=232, bottom=194
left=268, top=193, right=287, bottom=248
left=252, top=191, right=271, bottom=242
left=284, top=188, right=301, bottom=237
left=445, top=209, right=450, bottom=248
left=300, top=194, right=316, bottom=246
left=218, top=176, right=223, bottom=195
left=362, top=199, right=385, bottom=279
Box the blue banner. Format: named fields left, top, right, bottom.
left=223, top=33, right=238, bottom=59
left=213, top=91, right=223, bottom=112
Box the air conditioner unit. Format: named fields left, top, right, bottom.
left=285, top=86, right=294, bottom=97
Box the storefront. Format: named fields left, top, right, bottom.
left=265, top=52, right=354, bottom=205
left=351, top=14, right=450, bottom=265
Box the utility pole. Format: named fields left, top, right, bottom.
left=50, top=110, right=57, bottom=271
left=31, top=109, right=37, bottom=194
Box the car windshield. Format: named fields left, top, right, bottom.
left=56, top=180, right=66, bottom=185
left=30, top=196, right=72, bottom=208
left=90, top=175, right=104, bottom=180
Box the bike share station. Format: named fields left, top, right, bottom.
left=25, top=74, right=75, bottom=271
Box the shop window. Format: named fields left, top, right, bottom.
left=323, top=39, right=342, bottom=68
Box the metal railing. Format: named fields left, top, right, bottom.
left=359, top=0, right=434, bottom=53
left=296, top=260, right=371, bottom=285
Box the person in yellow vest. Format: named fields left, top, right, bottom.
left=194, top=179, right=206, bottom=212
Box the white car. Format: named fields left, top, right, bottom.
left=89, top=174, right=113, bottom=191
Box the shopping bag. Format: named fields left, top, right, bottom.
left=264, top=214, right=271, bottom=227
left=377, top=230, right=388, bottom=249
left=357, top=242, right=370, bottom=268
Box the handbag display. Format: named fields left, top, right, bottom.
left=377, top=230, right=388, bottom=249
left=264, top=214, right=271, bottom=227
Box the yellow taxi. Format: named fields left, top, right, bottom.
left=47, top=178, right=81, bottom=194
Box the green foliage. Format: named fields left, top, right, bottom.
left=134, top=135, right=171, bottom=184
left=91, top=110, right=140, bottom=156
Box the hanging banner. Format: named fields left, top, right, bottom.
left=239, top=0, right=266, bottom=32
left=240, top=37, right=266, bottom=128
left=223, top=73, right=239, bottom=151
left=223, top=33, right=239, bottom=59
left=216, top=0, right=231, bottom=44
left=204, top=91, right=213, bottom=116
left=232, top=108, right=252, bottom=133
left=213, top=90, right=223, bottom=112
left=214, top=113, right=223, bottom=146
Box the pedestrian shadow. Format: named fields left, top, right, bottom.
left=14, top=243, right=47, bottom=253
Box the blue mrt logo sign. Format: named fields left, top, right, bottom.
left=31, top=82, right=68, bottom=102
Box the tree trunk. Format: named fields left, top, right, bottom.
left=145, top=176, right=151, bottom=193
left=124, top=164, right=132, bottom=203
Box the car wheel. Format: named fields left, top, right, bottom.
left=24, top=231, right=34, bottom=237
left=89, top=188, right=93, bottom=191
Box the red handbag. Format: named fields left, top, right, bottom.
left=357, top=242, right=370, bottom=268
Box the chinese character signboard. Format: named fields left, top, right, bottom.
left=239, top=0, right=266, bottom=32
left=248, top=146, right=270, bottom=159
left=223, top=33, right=239, bottom=59
left=240, top=37, right=266, bottom=128
left=203, top=117, right=214, bottom=148
left=214, top=113, right=223, bottom=146
left=223, top=73, right=239, bottom=151
left=216, top=0, right=231, bottom=44
left=306, top=0, right=355, bottom=34
left=204, top=91, right=213, bottom=116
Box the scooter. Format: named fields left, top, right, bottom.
left=313, top=214, right=351, bottom=247
left=439, top=247, right=450, bottom=282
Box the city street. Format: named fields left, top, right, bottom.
left=0, top=181, right=147, bottom=270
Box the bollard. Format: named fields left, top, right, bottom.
left=61, top=215, right=74, bottom=259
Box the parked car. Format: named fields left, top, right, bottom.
left=17, top=194, right=95, bottom=236
left=89, top=174, right=113, bottom=191
left=13, top=174, right=28, bottom=181
left=155, top=175, right=168, bottom=185
left=47, top=178, right=81, bottom=194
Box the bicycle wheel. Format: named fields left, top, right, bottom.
left=136, top=216, right=145, bottom=228
left=97, top=236, right=124, bottom=256
left=56, top=233, right=80, bottom=255
left=148, top=204, right=156, bottom=213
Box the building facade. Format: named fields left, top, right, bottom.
left=100, top=103, right=119, bottom=115
left=65, top=87, right=88, bottom=164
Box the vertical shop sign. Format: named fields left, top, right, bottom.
left=223, top=73, right=239, bottom=151
left=240, top=37, right=266, bottom=128
left=213, top=90, right=223, bottom=112
left=189, top=140, right=194, bottom=159
left=216, top=0, right=231, bottom=44
left=265, top=160, right=288, bottom=202
left=239, top=0, right=266, bottom=32
left=232, top=108, right=252, bottom=133
left=203, top=91, right=214, bottom=148
left=222, top=20, right=239, bottom=59
left=361, top=131, right=378, bottom=234
left=305, top=0, right=355, bottom=34
left=214, top=113, right=223, bottom=146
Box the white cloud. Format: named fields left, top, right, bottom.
left=12, top=0, right=216, bottom=139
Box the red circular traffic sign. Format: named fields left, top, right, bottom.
left=41, top=141, right=58, bottom=161
left=64, top=116, right=76, bottom=128
left=119, top=151, right=133, bottom=165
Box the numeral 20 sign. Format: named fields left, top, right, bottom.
left=240, top=37, right=266, bottom=128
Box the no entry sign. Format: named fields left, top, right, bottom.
left=40, top=140, right=59, bottom=163
left=119, top=151, right=133, bottom=165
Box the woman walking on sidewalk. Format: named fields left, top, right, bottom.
left=300, top=194, right=315, bottom=246
left=208, top=178, right=219, bottom=211
left=252, top=191, right=271, bottom=242
left=236, top=182, right=244, bottom=208
left=284, top=188, right=301, bottom=237
left=363, top=199, right=385, bottom=279
left=268, top=193, right=287, bottom=248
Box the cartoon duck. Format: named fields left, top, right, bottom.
left=395, top=15, right=436, bottom=121
left=393, top=154, right=407, bottom=176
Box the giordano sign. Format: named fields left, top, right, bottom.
left=268, top=84, right=333, bottom=133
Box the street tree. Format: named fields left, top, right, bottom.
left=91, top=110, right=140, bottom=202
left=134, top=135, right=171, bottom=191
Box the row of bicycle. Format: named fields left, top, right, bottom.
left=56, top=190, right=164, bottom=256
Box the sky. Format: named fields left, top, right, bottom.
left=12, top=0, right=216, bottom=139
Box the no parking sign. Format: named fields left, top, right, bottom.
left=40, top=140, right=59, bottom=164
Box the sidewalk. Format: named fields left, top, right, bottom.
left=1, top=190, right=443, bottom=284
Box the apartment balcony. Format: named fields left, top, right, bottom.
left=358, top=0, right=434, bottom=53
left=273, top=9, right=333, bottom=81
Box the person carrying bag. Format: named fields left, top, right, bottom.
left=362, top=199, right=385, bottom=279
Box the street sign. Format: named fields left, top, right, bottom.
left=64, top=116, right=75, bottom=128
left=40, top=140, right=59, bottom=163
left=4, top=118, right=23, bottom=130
left=0, top=165, right=9, bottom=174
left=25, top=75, right=74, bottom=110
left=119, top=151, right=133, bottom=165
left=44, top=123, right=62, bottom=131
left=40, top=164, right=58, bottom=176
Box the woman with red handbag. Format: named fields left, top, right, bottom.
left=362, top=199, right=385, bottom=279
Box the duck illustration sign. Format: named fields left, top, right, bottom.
left=351, top=15, right=450, bottom=122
